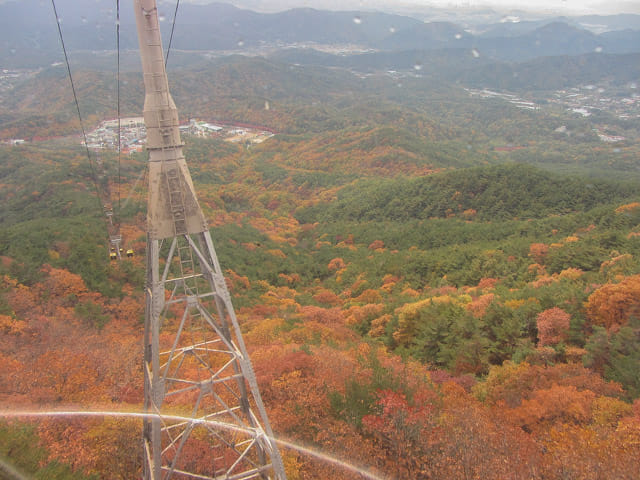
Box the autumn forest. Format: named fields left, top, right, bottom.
left=1, top=26, right=640, bottom=478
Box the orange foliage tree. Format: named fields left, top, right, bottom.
left=528, top=243, right=549, bottom=264
left=585, top=274, right=640, bottom=329
left=476, top=361, right=623, bottom=408
left=508, top=384, right=596, bottom=432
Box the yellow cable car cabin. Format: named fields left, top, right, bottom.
left=110, top=247, right=134, bottom=260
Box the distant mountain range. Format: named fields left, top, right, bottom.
left=2, top=0, right=640, bottom=66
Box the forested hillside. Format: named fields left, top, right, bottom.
left=1, top=36, right=640, bottom=480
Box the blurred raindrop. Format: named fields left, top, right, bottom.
left=353, top=16, right=362, bottom=25
left=500, top=15, right=521, bottom=23
left=471, top=48, right=480, bottom=58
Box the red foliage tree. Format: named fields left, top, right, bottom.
left=536, top=307, right=571, bottom=346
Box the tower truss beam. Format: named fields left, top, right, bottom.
left=133, top=1, right=286, bottom=478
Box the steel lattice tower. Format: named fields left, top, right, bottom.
left=133, top=1, right=286, bottom=478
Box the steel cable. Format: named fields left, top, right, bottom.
left=50, top=0, right=105, bottom=214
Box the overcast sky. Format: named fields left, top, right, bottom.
left=425, top=0, right=640, bottom=14
left=203, top=0, right=640, bottom=15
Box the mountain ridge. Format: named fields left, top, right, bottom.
left=1, top=0, right=639, bottom=67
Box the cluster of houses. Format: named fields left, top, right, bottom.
left=83, top=118, right=274, bottom=153
left=86, top=117, right=146, bottom=153
left=553, top=84, right=639, bottom=121
left=466, top=84, right=637, bottom=145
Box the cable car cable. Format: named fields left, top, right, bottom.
left=116, top=0, right=122, bottom=229
left=165, top=0, right=181, bottom=67
left=50, top=0, right=105, bottom=215
left=51, top=0, right=130, bottom=259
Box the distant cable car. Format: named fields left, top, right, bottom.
left=126, top=249, right=134, bottom=258
left=110, top=248, right=118, bottom=261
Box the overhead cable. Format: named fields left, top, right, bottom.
left=50, top=0, right=105, bottom=213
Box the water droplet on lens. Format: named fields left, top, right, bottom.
left=471, top=48, right=480, bottom=58
left=413, top=63, right=422, bottom=71
left=501, top=15, right=521, bottom=23
left=455, top=33, right=462, bottom=39
left=594, top=46, right=603, bottom=53
left=353, top=16, right=362, bottom=25
left=389, top=26, right=396, bottom=33
left=158, top=14, right=166, bottom=22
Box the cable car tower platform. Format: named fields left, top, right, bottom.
left=133, top=1, right=286, bottom=478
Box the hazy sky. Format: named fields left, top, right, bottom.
left=423, top=0, right=640, bottom=14
left=211, top=0, right=640, bottom=15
